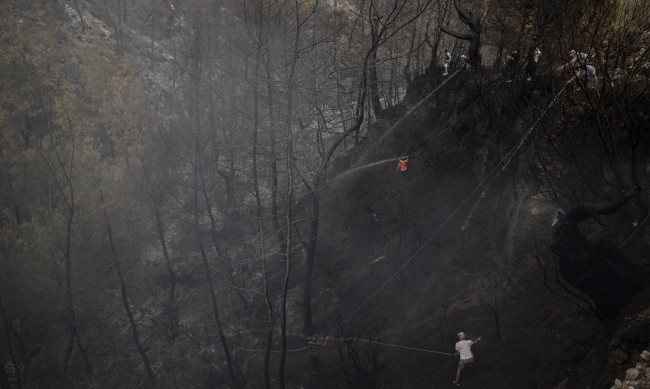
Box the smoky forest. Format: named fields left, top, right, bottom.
left=1, top=0, right=650, bottom=388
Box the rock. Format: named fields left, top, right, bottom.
left=613, top=378, right=623, bottom=388
left=641, top=350, right=650, bottom=362
left=627, top=368, right=642, bottom=380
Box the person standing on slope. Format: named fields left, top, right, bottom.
left=443, top=48, right=451, bottom=76
left=453, top=332, right=481, bottom=386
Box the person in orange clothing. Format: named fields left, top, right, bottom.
left=397, top=157, right=408, bottom=172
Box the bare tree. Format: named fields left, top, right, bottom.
left=124, top=133, right=180, bottom=339
left=438, top=0, right=488, bottom=68
left=100, top=191, right=155, bottom=383
left=39, top=131, right=93, bottom=384
left=278, top=1, right=315, bottom=386
left=367, top=0, right=434, bottom=117
left=335, top=321, right=394, bottom=389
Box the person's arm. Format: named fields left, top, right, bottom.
left=472, top=337, right=481, bottom=345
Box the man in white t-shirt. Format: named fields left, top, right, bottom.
left=453, top=332, right=481, bottom=386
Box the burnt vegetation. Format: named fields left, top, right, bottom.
left=1, top=0, right=649, bottom=388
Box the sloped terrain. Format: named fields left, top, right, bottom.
left=295, top=71, right=650, bottom=388
left=2, top=2, right=649, bottom=388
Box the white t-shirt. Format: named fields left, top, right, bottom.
left=455, top=340, right=474, bottom=360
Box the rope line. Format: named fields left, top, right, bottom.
left=324, top=85, right=567, bottom=339
left=380, top=68, right=464, bottom=140
left=341, top=337, right=454, bottom=356
left=332, top=69, right=464, bottom=181
left=233, top=335, right=453, bottom=356
left=233, top=345, right=306, bottom=354
left=619, top=212, right=650, bottom=249
left=427, top=98, right=482, bottom=145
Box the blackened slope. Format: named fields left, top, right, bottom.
left=312, top=71, right=612, bottom=388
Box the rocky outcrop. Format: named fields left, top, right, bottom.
left=610, top=350, right=650, bottom=389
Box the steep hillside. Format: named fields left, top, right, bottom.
left=300, top=70, right=650, bottom=388
left=2, top=1, right=649, bottom=389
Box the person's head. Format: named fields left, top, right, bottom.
left=570, top=49, right=576, bottom=57
left=458, top=332, right=466, bottom=340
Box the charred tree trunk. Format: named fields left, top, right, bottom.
left=153, top=207, right=178, bottom=339
left=193, top=184, right=241, bottom=389
left=0, top=364, right=10, bottom=389
left=303, top=192, right=319, bottom=341
left=189, top=47, right=241, bottom=385
left=368, top=3, right=382, bottom=118
left=217, top=151, right=237, bottom=213
left=0, top=294, right=20, bottom=389
left=71, top=0, right=85, bottom=34
left=278, top=2, right=310, bottom=386
left=62, top=195, right=76, bottom=373
left=425, top=3, right=445, bottom=77
left=266, top=50, right=280, bottom=235
left=298, top=44, right=370, bottom=389
left=438, top=0, right=484, bottom=69
left=101, top=192, right=155, bottom=383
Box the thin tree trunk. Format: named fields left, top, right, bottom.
left=115, top=0, right=123, bottom=53
left=149, top=16, right=155, bottom=69
left=297, top=46, right=370, bottom=389
left=253, top=7, right=275, bottom=386
left=153, top=208, right=178, bottom=338
left=252, top=0, right=263, bottom=221
left=62, top=203, right=76, bottom=372
left=279, top=2, right=304, bottom=386
left=302, top=192, right=319, bottom=340
left=0, top=293, right=19, bottom=389
left=265, top=43, right=280, bottom=235
left=278, top=152, right=293, bottom=389
left=368, top=3, right=382, bottom=118
left=300, top=44, right=370, bottom=352
left=55, top=164, right=92, bottom=384
left=101, top=192, right=155, bottom=382
left=0, top=364, right=11, bottom=389
left=261, top=224, right=274, bottom=389
left=199, top=172, right=249, bottom=308
left=388, top=45, right=398, bottom=106
left=72, top=0, right=85, bottom=34
left=73, top=325, right=92, bottom=385
left=193, top=182, right=240, bottom=389
left=190, top=53, right=241, bottom=386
